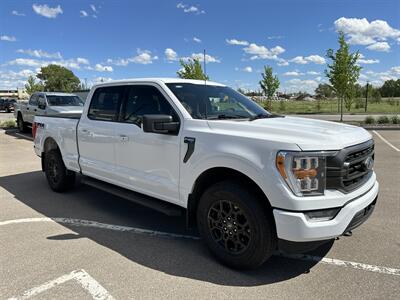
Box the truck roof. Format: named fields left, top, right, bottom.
left=33, top=92, right=78, bottom=96
left=92, top=78, right=226, bottom=88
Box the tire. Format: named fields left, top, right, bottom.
left=5, top=107, right=10, bottom=113
left=17, top=114, right=28, bottom=133
left=44, top=150, right=75, bottom=192
left=197, top=181, right=276, bottom=269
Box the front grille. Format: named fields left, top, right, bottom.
left=326, top=140, right=374, bottom=193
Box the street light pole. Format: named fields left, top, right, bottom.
left=365, top=81, right=369, bottom=113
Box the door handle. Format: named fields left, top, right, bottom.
left=34, top=109, right=37, bottom=112
left=119, top=134, right=129, bottom=142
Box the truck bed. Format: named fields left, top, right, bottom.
left=34, top=115, right=81, bottom=173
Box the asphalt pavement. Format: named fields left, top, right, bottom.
left=0, top=128, right=399, bottom=299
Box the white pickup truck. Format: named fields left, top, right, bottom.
left=33, top=78, right=378, bottom=269
left=15, top=92, right=84, bottom=132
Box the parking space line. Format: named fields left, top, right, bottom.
left=373, top=130, right=400, bottom=152
left=1, top=217, right=399, bottom=277
left=8, top=269, right=114, bottom=300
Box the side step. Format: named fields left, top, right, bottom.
left=81, top=176, right=183, bottom=217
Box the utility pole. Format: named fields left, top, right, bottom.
left=365, top=81, right=369, bottom=113
left=203, top=49, right=207, bottom=84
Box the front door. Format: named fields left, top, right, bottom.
left=112, top=84, right=182, bottom=205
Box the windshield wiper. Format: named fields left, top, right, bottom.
left=207, top=114, right=248, bottom=120
left=249, top=113, right=283, bottom=121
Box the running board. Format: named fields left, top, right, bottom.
left=81, top=176, right=183, bottom=217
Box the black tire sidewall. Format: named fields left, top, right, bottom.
left=197, top=181, right=276, bottom=269
left=44, top=150, right=75, bottom=192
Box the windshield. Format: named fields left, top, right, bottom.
left=166, top=83, right=269, bottom=120
left=47, top=95, right=83, bottom=107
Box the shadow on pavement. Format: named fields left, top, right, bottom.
left=0, top=171, right=333, bottom=287
left=3, top=129, right=33, bottom=141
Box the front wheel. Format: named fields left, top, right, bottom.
left=197, top=181, right=277, bottom=269
left=44, top=150, right=75, bottom=192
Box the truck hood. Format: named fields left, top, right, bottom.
left=47, top=106, right=84, bottom=114
left=207, top=116, right=372, bottom=151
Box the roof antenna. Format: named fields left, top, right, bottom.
left=203, top=49, right=207, bottom=86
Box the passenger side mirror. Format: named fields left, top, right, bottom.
left=142, top=115, right=180, bottom=135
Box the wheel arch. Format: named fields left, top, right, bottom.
left=186, top=167, right=273, bottom=228
left=41, top=137, right=61, bottom=171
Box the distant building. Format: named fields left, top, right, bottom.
left=0, top=88, right=29, bottom=99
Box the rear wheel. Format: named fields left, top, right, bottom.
left=197, top=181, right=276, bottom=269
left=17, top=114, right=28, bottom=133
left=44, top=150, right=75, bottom=192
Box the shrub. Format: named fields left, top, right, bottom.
left=279, top=100, right=286, bottom=112
left=377, top=116, right=390, bottom=124
left=364, top=116, right=375, bottom=124
left=391, top=115, right=399, bottom=124
left=0, top=119, right=16, bottom=129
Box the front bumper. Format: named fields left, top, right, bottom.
left=273, top=180, right=379, bottom=242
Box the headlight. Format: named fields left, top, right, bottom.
left=276, top=151, right=334, bottom=197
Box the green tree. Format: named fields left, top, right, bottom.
left=325, top=31, right=361, bottom=120
left=37, top=64, right=81, bottom=92
left=315, top=83, right=334, bottom=99
left=259, top=66, right=280, bottom=110
left=24, top=75, right=44, bottom=95
left=177, top=58, right=209, bottom=80
left=380, top=79, right=400, bottom=97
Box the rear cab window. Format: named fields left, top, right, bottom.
left=88, top=86, right=125, bottom=121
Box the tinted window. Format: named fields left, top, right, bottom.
left=166, top=83, right=269, bottom=120
left=47, top=95, right=83, bottom=106
left=29, top=95, right=38, bottom=106
left=88, top=86, right=125, bottom=121
left=121, top=85, right=177, bottom=125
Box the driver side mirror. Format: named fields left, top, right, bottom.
left=38, top=99, right=46, bottom=110
left=142, top=115, right=180, bottom=135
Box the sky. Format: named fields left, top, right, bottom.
left=0, top=0, right=399, bottom=93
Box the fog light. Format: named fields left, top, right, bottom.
left=305, top=208, right=340, bottom=221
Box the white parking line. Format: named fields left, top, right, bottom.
left=8, top=269, right=114, bottom=300
left=373, top=130, right=400, bottom=152
left=1, top=217, right=399, bottom=276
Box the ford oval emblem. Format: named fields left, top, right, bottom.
left=363, top=157, right=374, bottom=170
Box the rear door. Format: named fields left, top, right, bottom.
left=77, top=85, right=125, bottom=183
left=112, top=84, right=182, bottom=204
left=25, top=94, right=38, bottom=124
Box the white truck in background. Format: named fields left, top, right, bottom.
left=14, top=92, right=83, bottom=132
left=32, top=78, right=378, bottom=269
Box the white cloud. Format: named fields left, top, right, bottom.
left=237, top=66, right=253, bottom=73
left=90, top=4, right=97, bottom=12
left=32, top=4, right=63, bottom=18
left=193, top=37, right=201, bottom=43
left=277, top=59, right=289, bottom=66
left=366, top=41, right=390, bottom=52
left=177, top=3, right=205, bottom=14
left=131, top=51, right=156, bottom=64
left=0, top=69, right=36, bottom=89
left=165, top=48, right=178, bottom=61
left=80, top=10, right=88, bottom=17
left=358, top=58, right=380, bottom=64
left=267, top=35, right=283, bottom=40
left=283, top=71, right=304, bottom=76
left=290, top=55, right=325, bottom=65
left=12, top=10, right=25, bottom=17
left=244, top=43, right=285, bottom=60
left=334, top=17, right=400, bottom=47
left=391, top=66, right=400, bottom=75
left=187, top=53, right=220, bottom=63
left=307, top=71, right=320, bottom=75
left=17, top=49, right=62, bottom=59
left=226, top=39, right=249, bottom=46
left=8, top=57, right=90, bottom=70
left=1, top=35, right=16, bottom=42
left=95, top=64, right=113, bottom=72
left=106, top=58, right=129, bottom=66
